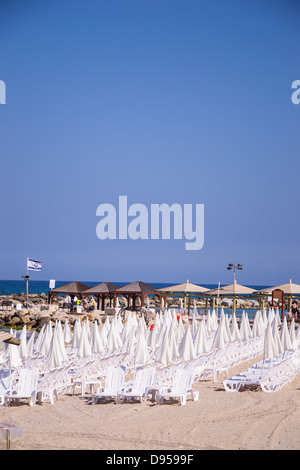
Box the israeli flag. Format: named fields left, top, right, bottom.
left=27, top=258, right=42, bottom=271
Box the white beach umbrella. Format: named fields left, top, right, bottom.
left=7, top=329, right=22, bottom=368
left=39, top=323, right=53, bottom=356
left=156, top=323, right=168, bottom=350
left=54, top=320, right=68, bottom=363
left=107, top=319, right=122, bottom=353
left=194, top=320, right=209, bottom=355
left=47, top=327, right=68, bottom=368
left=148, top=325, right=158, bottom=353
left=275, top=308, right=282, bottom=326
left=201, top=316, right=208, bottom=337
left=272, top=320, right=283, bottom=356
left=206, top=310, right=212, bottom=333
left=33, top=324, right=45, bottom=353
left=72, top=320, right=82, bottom=350
left=267, top=308, right=275, bottom=325
left=263, top=321, right=276, bottom=361
left=252, top=311, right=264, bottom=338
left=98, top=323, right=108, bottom=350
left=178, top=325, right=196, bottom=360
left=230, top=312, right=240, bottom=341
left=211, top=309, right=218, bottom=331
left=169, top=322, right=179, bottom=360
left=121, top=316, right=133, bottom=342
left=121, top=326, right=136, bottom=355
left=289, top=319, right=297, bottom=349
left=19, top=325, right=28, bottom=359
left=239, top=312, right=252, bottom=342
left=89, top=321, right=101, bottom=354
left=134, top=330, right=150, bottom=365
left=77, top=326, right=92, bottom=358
left=224, top=315, right=232, bottom=343
left=280, top=317, right=293, bottom=352
left=191, top=314, right=198, bottom=338
left=262, top=309, right=268, bottom=329
left=175, top=316, right=185, bottom=343
left=102, top=317, right=111, bottom=336
left=7, top=342, right=22, bottom=368
left=212, top=317, right=226, bottom=349
left=156, top=327, right=172, bottom=365
left=27, top=330, right=36, bottom=357
left=63, top=320, right=73, bottom=344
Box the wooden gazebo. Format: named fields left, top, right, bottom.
left=83, top=282, right=120, bottom=310
left=114, top=281, right=157, bottom=310
left=49, top=281, right=91, bottom=304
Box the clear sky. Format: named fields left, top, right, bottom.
left=0, top=0, right=299, bottom=286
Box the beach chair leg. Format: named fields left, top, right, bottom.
left=180, top=395, right=187, bottom=406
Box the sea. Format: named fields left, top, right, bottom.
left=0, top=280, right=271, bottom=320
left=0, top=280, right=267, bottom=296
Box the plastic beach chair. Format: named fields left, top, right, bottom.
left=5, top=369, right=39, bottom=406
left=92, top=366, right=125, bottom=404
left=116, top=367, right=155, bottom=403
left=156, top=368, right=199, bottom=406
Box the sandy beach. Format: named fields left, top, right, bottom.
left=0, top=355, right=299, bottom=451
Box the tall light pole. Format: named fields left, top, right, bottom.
left=227, top=261, right=242, bottom=313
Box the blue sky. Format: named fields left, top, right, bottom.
left=0, top=0, right=299, bottom=286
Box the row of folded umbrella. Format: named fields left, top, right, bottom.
left=1, top=308, right=299, bottom=369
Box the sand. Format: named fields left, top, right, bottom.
left=0, top=356, right=299, bottom=451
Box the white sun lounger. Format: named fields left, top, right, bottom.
left=92, top=366, right=125, bottom=404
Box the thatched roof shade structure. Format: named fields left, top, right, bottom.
left=156, top=279, right=208, bottom=309
left=204, top=280, right=257, bottom=313
left=83, top=282, right=120, bottom=310
left=114, top=281, right=157, bottom=309
left=206, top=281, right=256, bottom=296
left=157, top=279, right=208, bottom=293
left=49, top=281, right=91, bottom=303
left=256, top=278, right=300, bottom=295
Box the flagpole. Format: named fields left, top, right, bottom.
left=22, top=259, right=30, bottom=312
left=26, top=258, right=29, bottom=310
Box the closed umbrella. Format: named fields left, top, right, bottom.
left=230, top=312, right=240, bottom=341
left=47, top=327, right=68, bottom=368
left=178, top=325, right=196, bottom=360
left=72, top=320, right=82, bottom=350
left=89, top=321, right=103, bottom=354
left=55, top=320, right=68, bottom=363
left=6, top=329, right=22, bottom=368
left=280, top=316, right=293, bottom=353
left=156, top=327, right=172, bottom=365
left=169, top=322, right=179, bottom=360
left=239, top=312, right=252, bottom=342
left=19, top=325, right=28, bottom=360
left=121, top=326, right=135, bottom=355
left=272, top=320, right=283, bottom=356
left=135, top=330, right=150, bottom=365
left=263, top=321, right=276, bottom=361
left=212, top=317, right=227, bottom=349
left=107, top=318, right=123, bottom=352
left=194, top=320, right=209, bottom=355
left=289, top=318, right=297, bottom=349
left=33, top=324, right=45, bottom=353
left=77, top=326, right=92, bottom=358
left=63, top=320, right=73, bottom=344
left=39, top=323, right=53, bottom=356
left=27, top=330, right=36, bottom=357
left=252, top=311, right=264, bottom=337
